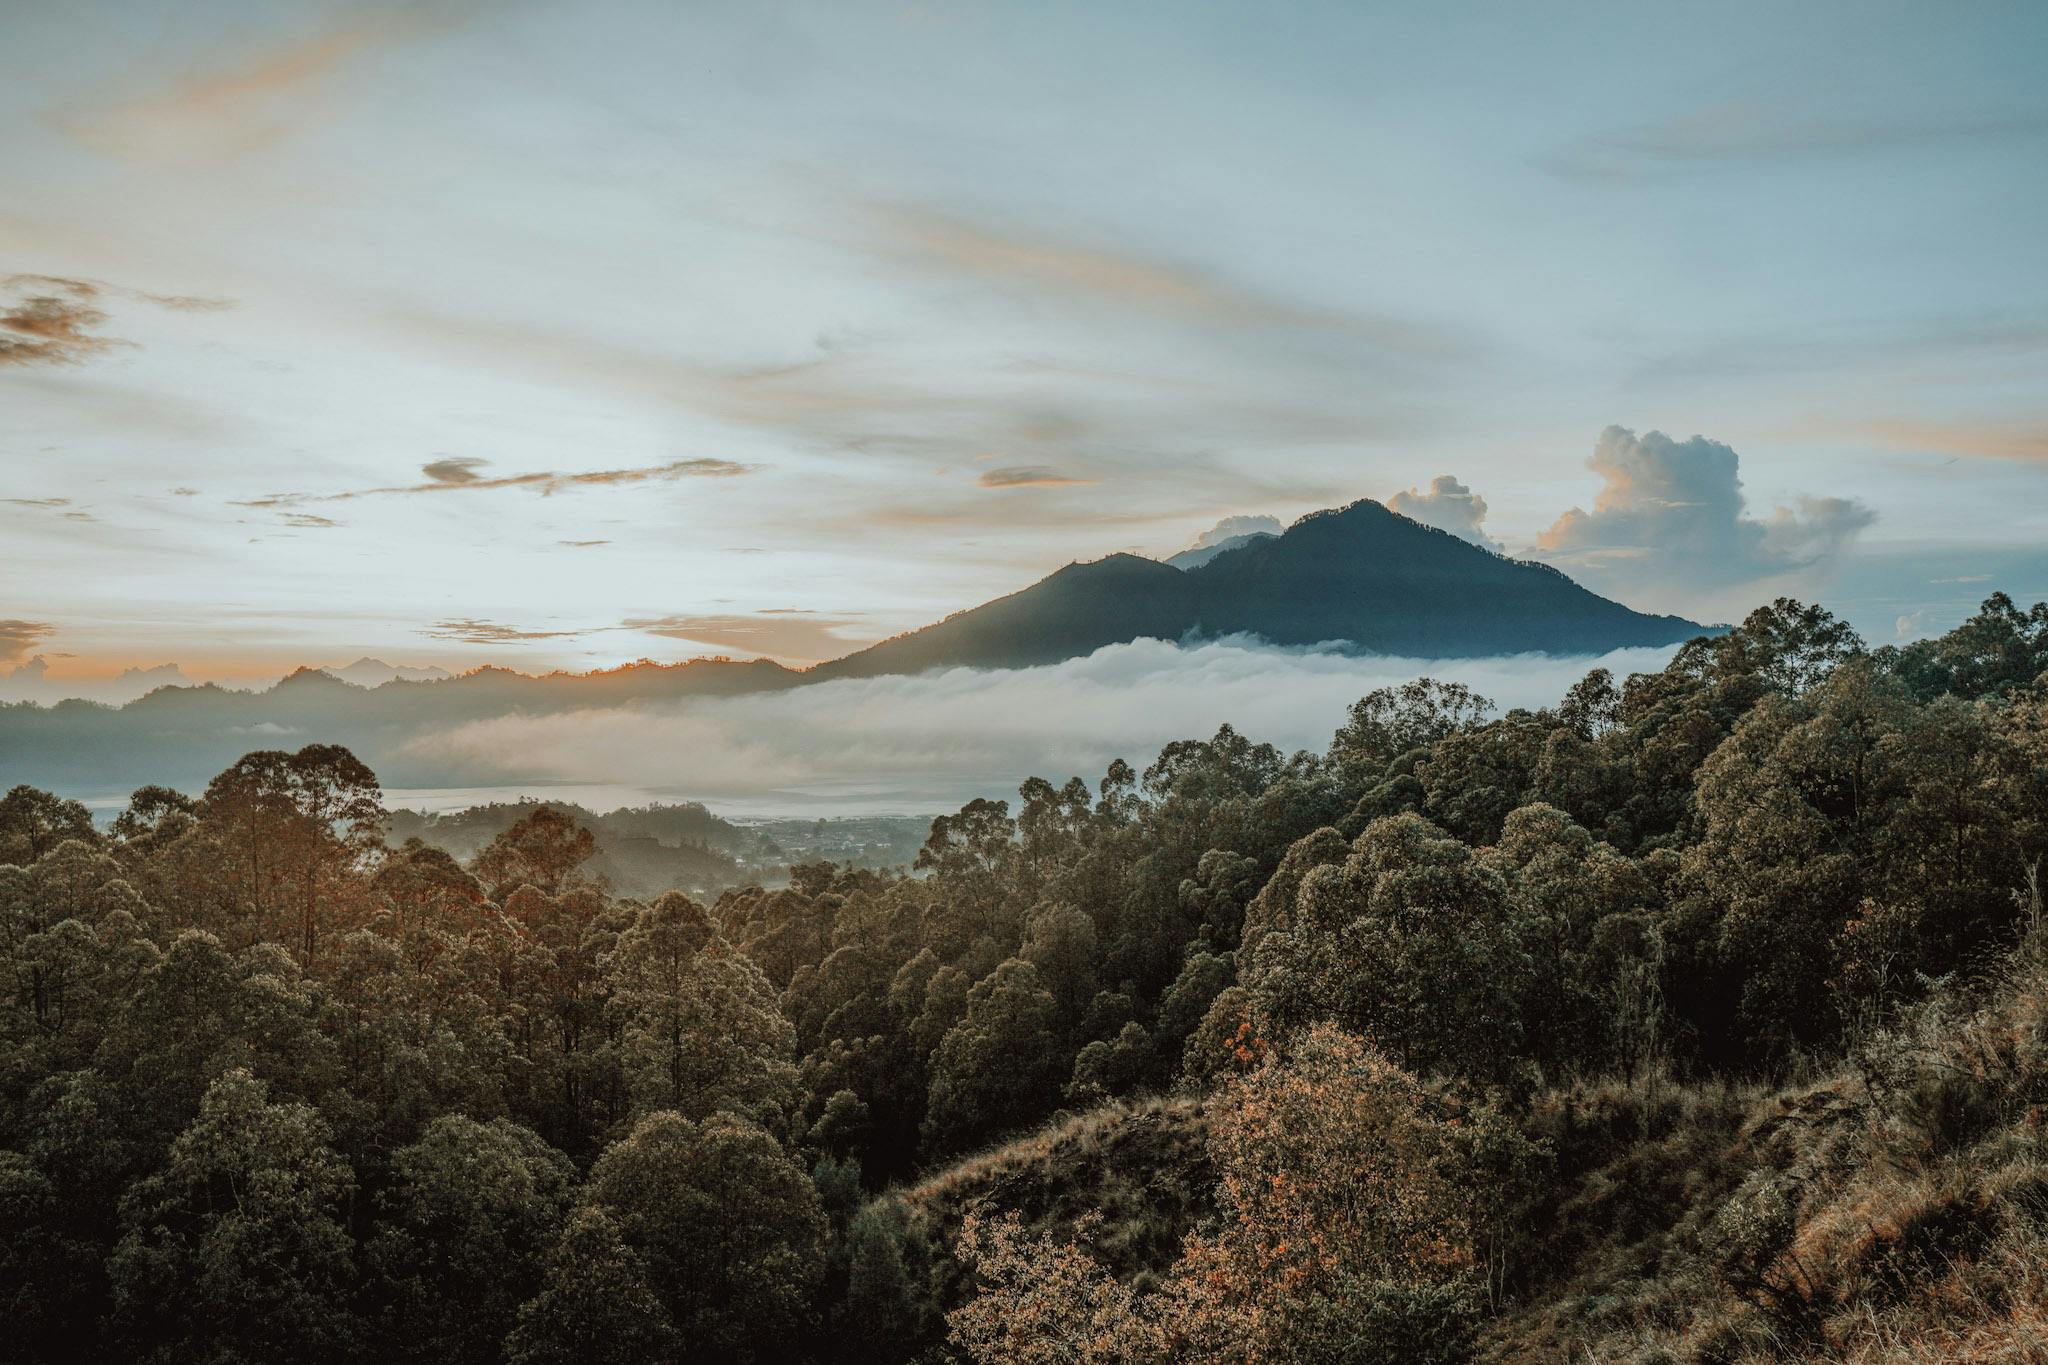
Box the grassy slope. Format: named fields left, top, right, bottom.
left=897, top=951, right=2048, bottom=1364
left=891, top=1095, right=1216, bottom=1300
left=1491, top=953, right=2048, bottom=1365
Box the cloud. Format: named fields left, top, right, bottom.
left=1553, top=102, right=2048, bottom=180
left=0, top=620, right=56, bottom=666
left=1386, top=475, right=1500, bottom=551
left=0, top=273, right=231, bottom=367
left=977, top=466, right=1095, bottom=489
left=1534, top=426, right=1876, bottom=591
left=0, top=285, right=121, bottom=367
left=421, top=619, right=585, bottom=644
left=421, top=456, right=489, bottom=484
left=1185, top=514, right=1284, bottom=553
left=870, top=204, right=1463, bottom=360
left=239, top=457, right=756, bottom=507
left=405, top=636, right=1685, bottom=812
left=1850, top=418, right=2048, bottom=464
left=625, top=612, right=874, bottom=663
left=1631, top=315, right=2048, bottom=387
left=47, top=7, right=453, bottom=164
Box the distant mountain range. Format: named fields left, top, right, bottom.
left=325, top=657, right=452, bottom=687
left=2, top=498, right=1709, bottom=796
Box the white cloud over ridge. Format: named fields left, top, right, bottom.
left=1534, top=425, right=1875, bottom=593
left=1186, top=514, right=1284, bottom=553
left=1387, top=475, right=1500, bottom=551
left=406, top=636, right=1683, bottom=815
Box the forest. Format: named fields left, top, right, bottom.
left=4, top=592, right=2048, bottom=1364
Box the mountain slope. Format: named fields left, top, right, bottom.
left=1164, top=530, right=1276, bottom=571
left=815, top=499, right=1704, bottom=678
left=810, top=553, right=1201, bottom=679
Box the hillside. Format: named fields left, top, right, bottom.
left=879, top=943, right=2048, bottom=1364
left=813, top=499, right=1705, bottom=679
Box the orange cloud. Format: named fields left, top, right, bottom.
left=238, top=457, right=757, bottom=508
left=0, top=273, right=231, bottom=367
left=872, top=204, right=1461, bottom=359
left=978, top=466, right=1094, bottom=489
left=0, top=620, right=56, bottom=666
left=422, top=619, right=585, bottom=645
left=0, top=280, right=121, bottom=367
left=1853, top=418, right=2048, bottom=464
left=626, top=612, right=873, bottom=663
left=48, top=7, right=452, bottom=163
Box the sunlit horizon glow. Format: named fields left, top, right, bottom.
left=5, top=0, right=2047, bottom=691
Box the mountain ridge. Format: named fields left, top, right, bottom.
left=810, top=498, right=1706, bottom=679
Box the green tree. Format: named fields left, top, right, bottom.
left=505, top=1205, right=676, bottom=1365
left=0, top=785, right=97, bottom=866
left=366, top=1115, right=576, bottom=1364
left=472, top=805, right=601, bottom=900
left=585, top=1109, right=827, bottom=1363
left=607, top=891, right=799, bottom=1124
left=199, top=745, right=384, bottom=966
left=1243, top=814, right=1529, bottom=1081
left=922, top=958, right=1066, bottom=1152
left=108, top=1069, right=357, bottom=1364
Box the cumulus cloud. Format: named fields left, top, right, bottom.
left=1534, top=425, right=1874, bottom=591
left=405, top=636, right=1683, bottom=812
left=1186, top=514, right=1283, bottom=553
left=1386, top=475, right=1500, bottom=551
left=0, top=619, right=56, bottom=666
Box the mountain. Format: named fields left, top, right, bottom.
left=0, top=657, right=802, bottom=795
left=1164, top=530, right=1276, bottom=571
left=813, top=499, right=1706, bottom=678
left=326, top=657, right=452, bottom=687
left=1, top=498, right=1708, bottom=798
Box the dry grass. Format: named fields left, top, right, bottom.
left=1482, top=943, right=2048, bottom=1365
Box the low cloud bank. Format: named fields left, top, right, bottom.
left=407, top=636, right=1683, bottom=812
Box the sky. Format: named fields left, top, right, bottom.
left=3, top=0, right=2046, bottom=691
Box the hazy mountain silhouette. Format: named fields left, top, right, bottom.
left=2, top=498, right=1708, bottom=797
left=811, top=499, right=1705, bottom=678
left=326, top=657, right=453, bottom=686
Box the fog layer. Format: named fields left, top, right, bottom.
left=410, top=637, right=1683, bottom=812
